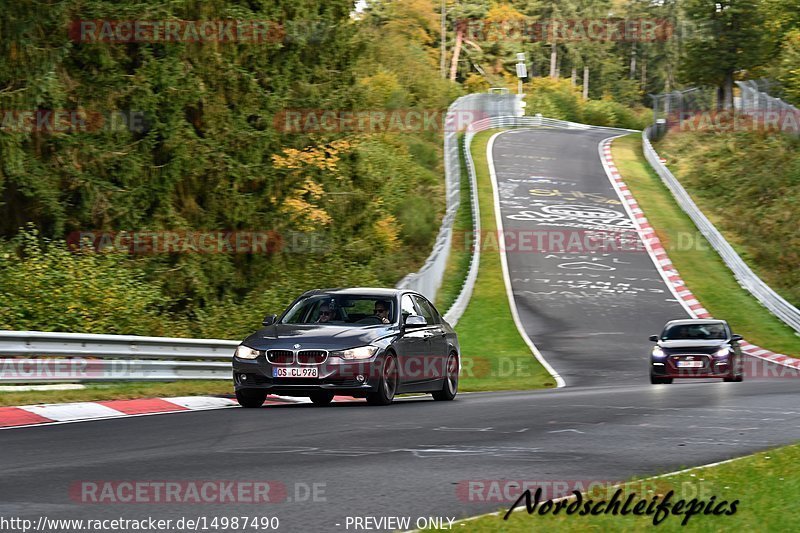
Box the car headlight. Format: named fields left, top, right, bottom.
left=331, top=346, right=379, bottom=360
left=235, top=346, right=261, bottom=360
left=715, top=346, right=731, bottom=358
left=652, top=346, right=665, bottom=358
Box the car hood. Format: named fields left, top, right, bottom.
left=658, top=339, right=728, bottom=352
left=242, top=323, right=399, bottom=351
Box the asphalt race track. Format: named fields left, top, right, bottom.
left=490, top=127, right=688, bottom=387
left=2, top=127, right=799, bottom=532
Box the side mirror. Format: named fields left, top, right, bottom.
left=731, top=334, right=743, bottom=342
left=648, top=335, right=659, bottom=342
left=405, top=315, right=427, bottom=328
left=262, top=314, right=277, bottom=326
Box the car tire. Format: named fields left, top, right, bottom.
left=310, top=391, right=335, bottom=406
left=650, top=375, right=673, bottom=385
left=366, top=354, right=398, bottom=406
left=236, top=388, right=267, bottom=408
left=432, top=353, right=458, bottom=401
left=724, top=373, right=744, bottom=383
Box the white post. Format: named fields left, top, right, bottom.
left=515, top=53, right=527, bottom=96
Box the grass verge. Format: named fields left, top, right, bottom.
left=436, top=133, right=474, bottom=312
left=454, top=444, right=800, bottom=531
left=456, top=130, right=555, bottom=391
left=0, top=381, right=233, bottom=407
left=612, top=135, right=800, bottom=356
left=656, top=129, right=800, bottom=307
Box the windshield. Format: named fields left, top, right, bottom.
left=281, top=295, right=396, bottom=326
left=662, top=323, right=728, bottom=341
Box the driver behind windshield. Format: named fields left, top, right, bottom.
left=706, top=324, right=726, bottom=339
left=374, top=300, right=391, bottom=324
left=316, top=304, right=333, bottom=323
left=666, top=324, right=726, bottom=340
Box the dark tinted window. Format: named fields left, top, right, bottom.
left=282, top=295, right=395, bottom=325
left=412, top=295, right=438, bottom=324
left=662, top=323, right=728, bottom=340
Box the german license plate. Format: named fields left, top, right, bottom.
left=273, top=367, right=318, bottom=378
left=677, top=361, right=703, bottom=368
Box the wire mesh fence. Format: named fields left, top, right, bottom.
left=736, top=80, right=800, bottom=136
left=648, top=87, right=715, bottom=140
left=649, top=81, right=799, bottom=138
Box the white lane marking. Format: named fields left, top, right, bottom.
left=433, top=426, right=494, bottom=432
left=486, top=131, right=566, bottom=388
left=0, top=384, right=86, bottom=392
left=547, top=429, right=585, bottom=434
left=19, top=402, right=125, bottom=422
left=688, top=426, right=761, bottom=431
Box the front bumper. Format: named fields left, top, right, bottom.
left=232, top=356, right=383, bottom=396
left=651, top=353, right=733, bottom=378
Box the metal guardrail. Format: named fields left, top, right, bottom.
left=0, top=331, right=237, bottom=383
left=642, top=126, right=800, bottom=334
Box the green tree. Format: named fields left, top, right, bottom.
left=775, top=30, right=800, bottom=105
left=680, top=0, right=766, bottom=109
left=0, top=0, right=457, bottom=337
left=446, top=0, right=488, bottom=82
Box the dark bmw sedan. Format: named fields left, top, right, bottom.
left=649, top=319, right=744, bottom=384
left=232, top=288, right=460, bottom=407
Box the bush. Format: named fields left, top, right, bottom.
left=464, top=73, right=490, bottom=94
left=396, top=197, right=438, bottom=248
left=777, top=29, right=800, bottom=106
left=524, top=78, right=584, bottom=122
left=0, top=227, right=182, bottom=336
left=582, top=100, right=619, bottom=127
left=523, top=77, right=649, bottom=129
